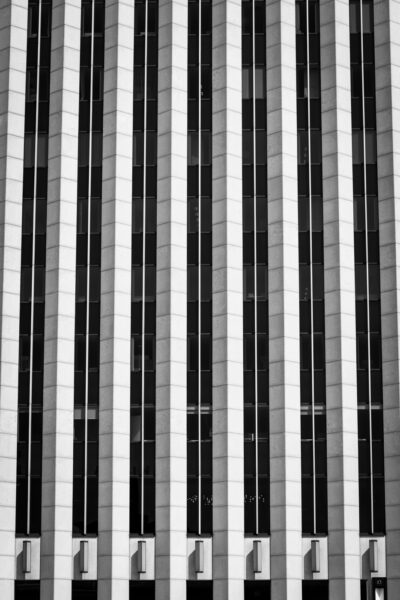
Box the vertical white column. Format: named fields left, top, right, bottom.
left=155, top=1, right=187, bottom=599
left=0, top=1, right=27, bottom=598
left=212, top=1, right=244, bottom=599
left=374, top=0, right=400, bottom=595
left=98, top=1, right=133, bottom=599
left=41, top=1, right=80, bottom=598
left=320, top=2, right=361, bottom=599
left=266, top=2, right=302, bottom=599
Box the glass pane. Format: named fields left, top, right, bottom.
left=188, top=131, right=199, bottom=166
left=298, top=131, right=308, bottom=165
left=352, top=131, right=363, bottom=164
left=242, top=66, right=252, bottom=99
left=255, top=67, right=265, bottom=99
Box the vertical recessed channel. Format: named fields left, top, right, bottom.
left=187, top=0, right=213, bottom=539
left=349, top=0, right=385, bottom=536
left=241, top=0, right=269, bottom=537
left=130, top=0, right=158, bottom=537
left=295, top=0, right=327, bottom=537
left=16, top=0, right=52, bottom=537
left=73, top=0, right=105, bottom=537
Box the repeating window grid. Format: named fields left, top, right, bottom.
left=242, top=0, right=269, bottom=537
left=17, top=0, right=52, bottom=536
left=131, top=0, right=158, bottom=536
left=349, top=0, right=385, bottom=535
left=187, top=0, right=213, bottom=536
left=73, top=0, right=104, bottom=536
left=296, top=0, right=327, bottom=536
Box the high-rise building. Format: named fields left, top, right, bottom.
left=0, top=0, right=399, bottom=599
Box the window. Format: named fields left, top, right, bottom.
left=187, top=582, right=213, bottom=600
left=244, top=581, right=271, bottom=600
left=296, top=0, right=326, bottom=535
left=242, top=0, right=269, bottom=537
left=129, top=582, right=155, bottom=600
left=72, top=581, right=97, bottom=600
left=15, top=582, right=40, bottom=600
left=302, top=580, right=329, bottom=600
left=130, top=0, right=158, bottom=537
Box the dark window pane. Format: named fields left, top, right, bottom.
left=15, top=582, right=41, bottom=600
left=244, top=477, right=256, bottom=534
left=359, top=476, right=371, bottom=534
left=187, top=477, right=198, bottom=534
left=302, top=476, right=313, bottom=534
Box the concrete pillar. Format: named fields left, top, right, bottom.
left=374, top=0, right=400, bottom=595
left=320, top=1, right=361, bottom=598
left=41, top=1, right=81, bottom=598
left=212, top=1, right=244, bottom=599
left=97, top=1, right=134, bottom=599
left=0, top=1, right=27, bottom=598
left=155, top=1, right=188, bottom=599
left=266, top=1, right=303, bottom=599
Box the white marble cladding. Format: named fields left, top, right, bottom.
left=244, top=538, right=270, bottom=581
left=155, top=1, right=188, bottom=600
left=187, top=538, right=212, bottom=581
left=374, top=0, right=400, bottom=597
left=1, top=0, right=400, bottom=598
left=130, top=538, right=155, bottom=580
left=212, top=1, right=244, bottom=600
left=72, top=538, right=97, bottom=581
left=302, top=537, right=328, bottom=581
left=359, top=537, right=386, bottom=581
left=98, top=1, right=134, bottom=599
left=0, top=1, right=27, bottom=598
left=266, top=1, right=302, bottom=599
left=41, top=1, right=80, bottom=599
left=15, top=538, right=41, bottom=581
left=320, top=1, right=361, bottom=599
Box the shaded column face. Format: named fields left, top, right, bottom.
left=349, top=0, right=385, bottom=536
left=16, top=0, right=53, bottom=537
left=295, top=0, right=327, bottom=536
left=186, top=0, right=213, bottom=537
left=73, top=0, right=105, bottom=537
left=241, top=0, right=269, bottom=537
left=130, top=0, right=159, bottom=538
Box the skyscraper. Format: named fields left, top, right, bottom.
left=0, top=0, right=400, bottom=599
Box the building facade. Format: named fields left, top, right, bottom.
left=0, top=0, right=400, bottom=599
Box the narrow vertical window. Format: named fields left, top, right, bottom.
left=349, top=0, right=385, bottom=535
left=296, top=0, right=327, bottom=535
left=242, top=0, right=269, bottom=536
left=130, top=0, right=158, bottom=536
left=16, top=0, right=52, bottom=536
left=73, top=0, right=105, bottom=536
left=187, top=0, right=213, bottom=536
